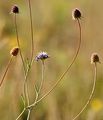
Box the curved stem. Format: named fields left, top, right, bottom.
left=72, top=63, right=97, bottom=120
left=14, top=14, right=26, bottom=75
left=28, top=18, right=82, bottom=108
left=0, top=56, right=13, bottom=87
left=36, top=19, right=81, bottom=104
left=28, top=0, right=34, bottom=62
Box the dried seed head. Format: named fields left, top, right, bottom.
left=36, top=52, right=49, bottom=61
left=72, top=8, right=81, bottom=20
left=11, top=5, right=19, bottom=14
left=91, top=53, right=100, bottom=64
left=10, top=47, right=19, bottom=56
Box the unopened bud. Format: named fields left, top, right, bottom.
left=91, top=53, right=100, bottom=64
left=10, top=47, right=19, bottom=56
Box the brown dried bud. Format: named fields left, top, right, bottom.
left=10, top=47, right=19, bottom=56
left=11, top=5, right=19, bottom=14
left=72, top=8, right=81, bottom=20
left=91, top=53, right=100, bottom=64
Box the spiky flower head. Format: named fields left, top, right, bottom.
left=72, top=8, right=82, bottom=20
left=10, top=47, right=19, bottom=56
left=11, top=5, right=19, bottom=14
left=91, top=53, right=100, bottom=64
left=36, top=52, right=49, bottom=61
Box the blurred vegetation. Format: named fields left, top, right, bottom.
left=0, top=0, right=103, bottom=120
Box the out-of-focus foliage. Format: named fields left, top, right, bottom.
left=0, top=0, right=103, bottom=120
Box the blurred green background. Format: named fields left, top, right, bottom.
left=0, top=0, right=103, bottom=120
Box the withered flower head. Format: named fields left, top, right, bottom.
left=36, top=52, right=49, bottom=61
left=91, top=53, right=100, bottom=64
left=11, top=5, right=19, bottom=14
left=72, top=8, right=82, bottom=20
left=10, top=47, right=19, bottom=56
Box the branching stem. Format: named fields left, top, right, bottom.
left=28, top=18, right=82, bottom=108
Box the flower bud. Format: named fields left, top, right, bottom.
left=10, top=47, right=19, bottom=56
left=72, top=8, right=82, bottom=20
left=91, top=53, right=100, bottom=64
left=11, top=5, right=19, bottom=14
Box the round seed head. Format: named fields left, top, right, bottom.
left=10, top=47, right=19, bottom=56
left=72, top=8, right=81, bottom=20
left=91, top=53, right=100, bottom=64
left=35, top=52, right=49, bottom=61
left=11, top=5, right=19, bottom=14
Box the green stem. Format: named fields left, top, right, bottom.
left=72, top=63, right=97, bottom=120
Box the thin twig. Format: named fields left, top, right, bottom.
left=24, top=64, right=31, bottom=106
left=0, top=56, right=13, bottom=87
left=28, top=0, right=34, bottom=62
left=38, top=61, right=45, bottom=94
left=15, top=108, right=26, bottom=120
left=27, top=109, right=31, bottom=120
left=72, top=63, right=97, bottom=120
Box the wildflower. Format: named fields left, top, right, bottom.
left=91, top=53, right=100, bottom=64
left=10, top=47, right=19, bottom=56
left=72, top=8, right=82, bottom=20
left=11, top=5, right=19, bottom=14
left=35, top=52, right=49, bottom=61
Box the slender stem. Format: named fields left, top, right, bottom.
left=38, top=61, right=45, bottom=95
left=72, top=63, right=97, bottom=120
left=24, top=65, right=31, bottom=106
left=23, top=59, right=34, bottom=104
left=0, top=56, right=13, bottom=87
left=14, top=14, right=26, bottom=75
left=28, top=18, right=82, bottom=108
left=15, top=108, right=26, bottom=120
left=28, top=0, right=34, bottom=62
left=27, top=109, right=31, bottom=120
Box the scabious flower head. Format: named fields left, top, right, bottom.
left=91, top=53, right=100, bottom=64
left=35, top=52, right=49, bottom=61
left=11, top=5, right=19, bottom=14
left=10, top=47, right=19, bottom=56
left=72, top=8, right=82, bottom=20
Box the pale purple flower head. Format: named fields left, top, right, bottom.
left=36, top=52, right=49, bottom=61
